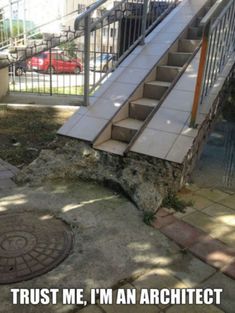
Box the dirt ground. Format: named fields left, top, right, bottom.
left=0, top=106, right=74, bottom=167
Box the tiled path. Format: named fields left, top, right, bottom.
left=153, top=186, right=235, bottom=281
left=79, top=185, right=234, bottom=313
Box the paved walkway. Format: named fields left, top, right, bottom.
left=153, top=186, right=235, bottom=280
left=0, top=159, right=234, bottom=313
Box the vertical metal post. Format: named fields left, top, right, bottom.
left=22, top=0, right=27, bottom=45
left=49, top=48, right=52, bottom=96
left=8, top=0, right=13, bottom=38
left=190, top=23, right=210, bottom=128
left=140, top=0, right=149, bottom=45
left=84, top=14, right=91, bottom=106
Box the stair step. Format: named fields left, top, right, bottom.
left=178, top=39, right=201, bottom=53
left=130, top=98, right=159, bottom=121
left=156, top=65, right=182, bottom=82
left=112, top=118, right=143, bottom=143
left=187, top=26, right=202, bottom=39
left=144, top=80, right=171, bottom=100
left=95, top=139, right=128, bottom=155
left=168, top=52, right=192, bottom=67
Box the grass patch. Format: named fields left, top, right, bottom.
left=0, top=106, right=74, bottom=166
left=162, top=192, right=193, bottom=213
left=143, top=211, right=157, bottom=226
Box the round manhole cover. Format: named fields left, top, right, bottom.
left=0, top=212, right=73, bottom=284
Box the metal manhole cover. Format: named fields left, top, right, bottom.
left=0, top=212, right=73, bottom=284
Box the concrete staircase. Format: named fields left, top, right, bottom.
left=94, top=16, right=204, bottom=155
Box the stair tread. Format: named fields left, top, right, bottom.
left=169, top=52, right=193, bottom=55
left=179, top=39, right=201, bottom=43
left=95, top=139, right=128, bottom=155
left=158, top=65, right=182, bottom=70
left=114, top=118, right=143, bottom=130
left=145, top=80, right=171, bottom=87
left=131, top=98, right=159, bottom=107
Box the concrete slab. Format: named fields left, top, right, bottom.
left=164, top=252, right=216, bottom=288
left=200, top=272, right=235, bottom=313
left=0, top=180, right=180, bottom=313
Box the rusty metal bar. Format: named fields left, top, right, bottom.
left=190, top=24, right=210, bottom=128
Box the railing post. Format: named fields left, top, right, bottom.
left=84, top=13, right=91, bottom=106
left=140, top=0, right=149, bottom=45
left=49, top=48, right=52, bottom=96
left=190, top=22, right=210, bottom=128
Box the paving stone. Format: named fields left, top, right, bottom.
left=222, top=260, right=235, bottom=280
left=165, top=304, right=224, bottom=313
left=209, top=224, right=235, bottom=248
left=200, top=272, right=235, bottom=313
left=177, top=193, right=213, bottom=210
left=194, top=188, right=229, bottom=202
left=165, top=252, right=216, bottom=287
left=161, top=219, right=205, bottom=247
left=202, top=204, right=235, bottom=218
left=133, top=269, right=186, bottom=291
left=182, top=211, right=215, bottom=233
left=181, top=208, right=235, bottom=247
left=152, top=208, right=177, bottom=229
left=79, top=306, right=104, bottom=313
left=217, top=194, right=235, bottom=210
left=132, top=268, right=186, bottom=309
left=99, top=284, right=160, bottom=313
left=189, top=236, right=235, bottom=270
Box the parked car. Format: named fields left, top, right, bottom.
left=90, top=53, right=116, bottom=72
left=27, top=51, right=83, bottom=74
left=9, top=60, right=27, bottom=76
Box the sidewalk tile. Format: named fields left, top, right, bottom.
left=189, top=236, right=235, bottom=269
left=132, top=268, right=186, bottom=309
left=200, top=272, right=235, bottom=313
left=152, top=208, right=177, bottom=229
left=194, top=188, right=229, bottom=202
left=182, top=211, right=215, bottom=233
left=178, top=193, right=213, bottom=210
left=99, top=283, right=160, bottom=313
left=202, top=204, right=235, bottom=218
left=222, top=260, right=235, bottom=280
left=166, top=252, right=216, bottom=287
left=217, top=195, right=235, bottom=210
left=160, top=219, right=205, bottom=247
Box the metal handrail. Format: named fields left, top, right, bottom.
left=190, top=0, right=235, bottom=127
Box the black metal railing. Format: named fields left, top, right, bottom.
left=79, top=0, right=178, bottom=105
left=5, top=0, right=178, bottom=101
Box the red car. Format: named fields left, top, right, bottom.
left=27, top=51, right=83, bottom=74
